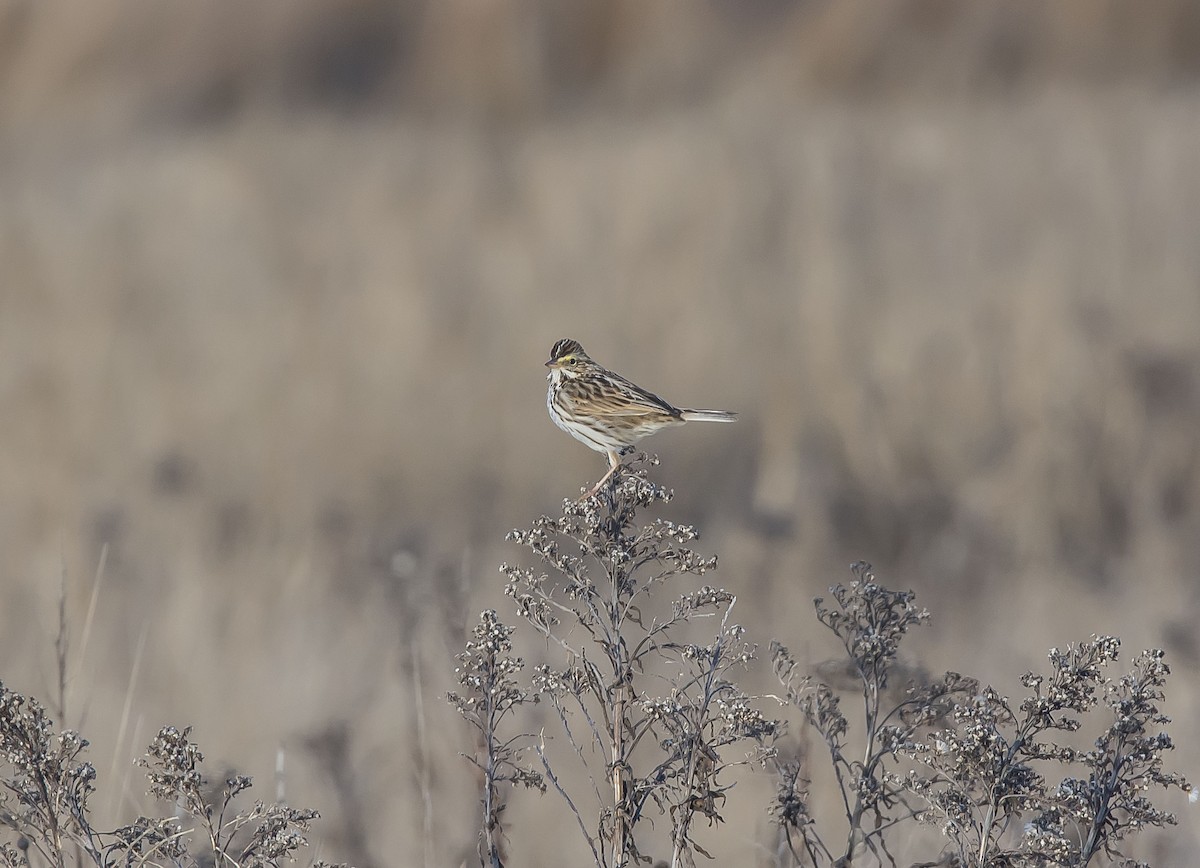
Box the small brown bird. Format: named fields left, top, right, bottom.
left=545, top=338, right=737, bottom=497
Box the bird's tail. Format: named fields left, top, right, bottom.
left=680, top=408, right=737, bottom=423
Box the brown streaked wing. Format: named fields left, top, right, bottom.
left=578, top=374, right=681, bottom=419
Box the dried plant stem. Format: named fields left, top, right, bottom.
left=500, top=459, right=776, bottom=867
left=611, top=680, right=627, bottom=868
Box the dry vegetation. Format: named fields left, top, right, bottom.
left=1, top=2, right=1199, bottom=865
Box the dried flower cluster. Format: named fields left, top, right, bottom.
left=140, top=725, right=327, bottom=868
left=769, top=565, right=1189, bottom=868
left=770, top=564, right=978, bottom=867
left=467, top=455, right=778, bottom=868
left=0, top=685, right=102, bottom=866
left=449, top=609, right=544, bottom=867
left=0, top=682, right=345, bottom=868
left=897, top=638, right=1189, bottom=866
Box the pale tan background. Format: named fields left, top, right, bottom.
left=2, top=1, right=1199, bottom=865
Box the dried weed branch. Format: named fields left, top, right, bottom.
left=897, top=638, right=1190, bottom=867
left=449, top=610, right=544, bottom=868
left=770, top=563, right=1190, bottom=868
left=770, top=563, right=977, bottom=867
left=0, top=683, right=346, bottom=868
left=488, top=456, right=778, bottom=868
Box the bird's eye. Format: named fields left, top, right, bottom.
left=567, top=357, right=578, bottom=365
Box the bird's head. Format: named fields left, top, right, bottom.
left=545, top=338, right=597, bottom=378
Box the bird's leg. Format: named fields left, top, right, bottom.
left=581, top=450, right=623, bottom=500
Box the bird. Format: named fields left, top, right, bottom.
left=545, top=338, right=736, bottom=498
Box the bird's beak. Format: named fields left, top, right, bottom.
left=545, top=358, right=557, bottom=368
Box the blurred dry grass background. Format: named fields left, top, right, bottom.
left=2, top=1, right=1200, bottom=865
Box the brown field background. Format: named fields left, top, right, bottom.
left=2, top=2, right=1200, bottom=865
